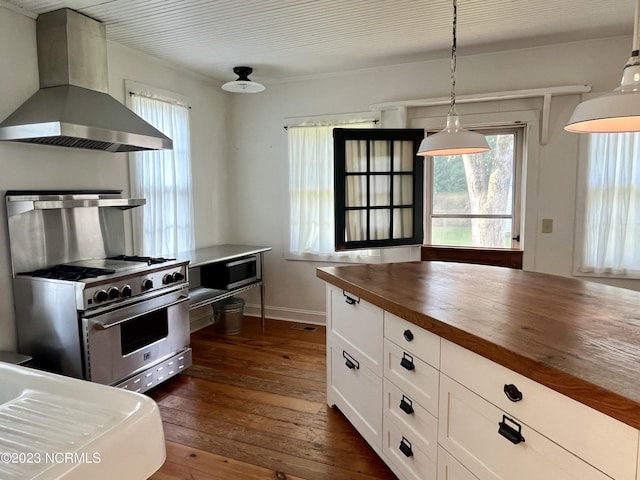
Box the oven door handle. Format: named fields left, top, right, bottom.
left=91, top=295, right=189, bottom=330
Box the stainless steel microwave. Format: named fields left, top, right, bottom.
left=201, top=255, right=258, bottom=290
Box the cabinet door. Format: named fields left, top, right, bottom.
left=328, top=339, right=382, bottom=451
left=438, top=374, right=611, bottom=480
left=328, top=285, right=383, bottom=375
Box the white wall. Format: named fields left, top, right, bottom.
left=1, top=4, right=638, bottom=351
left=107, top=42, right=231, bottom=249
left=228, top=35, right=640, bottom=322
left=0, top=7, right=229, bottom=351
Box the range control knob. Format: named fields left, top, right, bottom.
left=107, top=287, right=120, bottom=300
left=172, top=271, right=185, bottom=282
left=94, top=290, right=108, bottom=303
left=163, top=274, right=174, bottom=285
left=121, top=285, right=132, bottom=298
left=142, top=279, right=154, bottom=291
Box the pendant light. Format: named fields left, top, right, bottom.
left=418, top=0, right=490, bottom=156
left=565, top=0, right=640, bottom=133
left=222, top=66, right=266, bottom=93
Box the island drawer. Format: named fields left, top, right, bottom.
left=328, top=337, right=382, bottom=451
left=327, top=285, right=383, bottom=375
left=439, top=374, right=611, bottom=480
left=384, top=378, right=437, bottom=456
left=383, top=414, right=436, bottom=480
left=437, top=447, right=479, bottom=480
left=384, top=311, right=440, bottom=369
left=440, top=339, right=638, bottom=480
left=384, top=338, right=439, bottom=416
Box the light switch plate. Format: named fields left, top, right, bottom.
left=542, top=218, right=553, bottom=233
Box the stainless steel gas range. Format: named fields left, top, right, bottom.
left=5, top=191, right=192, bottom=393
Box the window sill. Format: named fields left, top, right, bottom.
left=285, top=250, right=383, bottom=264
left=572, top=269, right=640, bottom=280
left=421, top=245, right=523, bottom=269
left=286, top=245, right=421, bottom=264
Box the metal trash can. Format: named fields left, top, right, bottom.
left=213, top=297, right=245, bottom=335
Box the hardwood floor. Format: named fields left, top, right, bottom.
left=148, top=317, right=397, bottom=480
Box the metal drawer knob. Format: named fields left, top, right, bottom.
left=343, top=291, right=360, bottom=305
left=400, top=352, right=415, bottom=371
left=399, top=395, right=414, bottom=415
left=342, top=350, right=359, bottom=370
left=498, top=415, right=525, bottom=445
left=399, top=436, right=413, bottom=457
left=403, top=329, right=414, bottom=341
left=504, top=383, right=523, bottom=402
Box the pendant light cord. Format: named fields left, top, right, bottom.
left=633, top=0, right=640, bottom=55
left=449, top=0, right=458, bottom=116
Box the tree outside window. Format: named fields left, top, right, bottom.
left=428, top=128, right=523, bottom=249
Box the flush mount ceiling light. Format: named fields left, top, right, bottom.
left=221, top=66, right=265, bottom=93
left=565, top=0, right=640, bottom=133
left=418, top=0, right=490, bottom=156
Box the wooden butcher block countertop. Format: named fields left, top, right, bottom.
left=317, top=261, right=640, bottom=430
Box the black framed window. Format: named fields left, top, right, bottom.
left=333, top=128, right=424, bottom=251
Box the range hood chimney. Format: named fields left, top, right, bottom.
left=0, top=8, right=172, bottom=152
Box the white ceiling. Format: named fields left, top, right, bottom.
left=1, top=0, right=635, bottom=85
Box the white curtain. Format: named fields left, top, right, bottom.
left=344, top=139, right=414, bottom=242
left=289, top=122, right=373, bottom=255
left=130, top=93, right=195, bottom=257
left=579, top=133, right=640, bottom=275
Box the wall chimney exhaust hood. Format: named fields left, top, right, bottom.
left=0, top=8, right=172, bottom=153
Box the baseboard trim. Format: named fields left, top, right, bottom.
left=190, top=317, right=213, bottom=333
left=243, top=303, right=326, bottom=325
left=189, top=305, right=213, bottom=333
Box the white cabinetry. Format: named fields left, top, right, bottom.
left=439, top=373, right=610, bottom=480
left=382, top=312, right=440, bottom=480
left=324, top=283, right=640, bottom=480
left=437, top=448, right=478, bottom=480
left=439, top=340, right=638, bottom=480
left=326, top=285, right=384, bottom=451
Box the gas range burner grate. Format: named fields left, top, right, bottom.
left=20, top=264, right=116, bottom=281
left=108, top=255, right=176, bottom=265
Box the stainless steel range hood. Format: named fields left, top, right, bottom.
left=0, top=8, right=172, bottom=152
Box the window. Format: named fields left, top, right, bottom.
left=127, top=81, right=195, bottom=257
left=425, top=127, right=524, bottom=248
left=288, top=120, right=375, bottom=258
left=576, top=133, right=640, bottom=277
left=333, top=128, right=424, bottom=250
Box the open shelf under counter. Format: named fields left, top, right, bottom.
left=188, top=281, right=263, bottom=310
left=176, top=244, right=272, bottom=327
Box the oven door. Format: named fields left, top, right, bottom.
left=82, top=286, right=190, bottom=385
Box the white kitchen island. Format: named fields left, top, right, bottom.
left=318, top=261, right=640, bottom=480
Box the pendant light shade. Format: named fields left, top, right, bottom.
left=565, top=0, right=640, bottom=133
left=222, top=66, right=265, bottom=93
left=418, top=0, right=489, bottom=157
left=418, top=115, right=490, bottom=156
